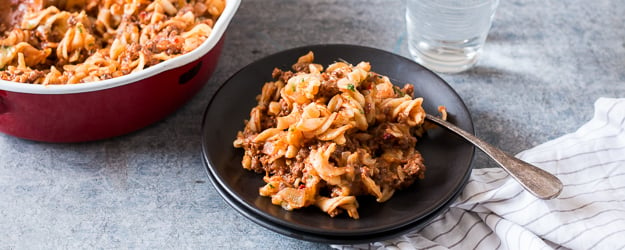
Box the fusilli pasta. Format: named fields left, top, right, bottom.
left=233, top=52, right=443, bottom=219
left=0, top=0, right=225, bottom=84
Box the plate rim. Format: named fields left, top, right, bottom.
left=203, top=158, right=472, bottom=244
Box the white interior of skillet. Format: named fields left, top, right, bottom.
left=0, top=0, right=240, bottom=94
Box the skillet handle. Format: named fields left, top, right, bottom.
left=0, top=95, right=6, bottom=114
left=178, top=61, right=203, bottom=85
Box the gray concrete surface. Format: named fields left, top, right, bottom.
left=1, top=0, right=624, bottom=248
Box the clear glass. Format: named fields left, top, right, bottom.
left=406, top=0, right=499, bottom=73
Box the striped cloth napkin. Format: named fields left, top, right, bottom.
left=335, top=97, right=625, bottom=249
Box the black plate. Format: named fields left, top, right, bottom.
left=201, top=44, right=475, bottom=237
left=203, top=162, right=468, bottom=244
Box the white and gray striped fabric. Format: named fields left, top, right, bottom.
left=335, top=97, right=625, bottom=250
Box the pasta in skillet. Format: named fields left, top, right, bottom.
left=0, top=0, right=225, bottom=84
left=233, top=52, right=444, bottom=219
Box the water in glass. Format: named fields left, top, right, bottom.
left=406, top=0, right=499, bottom=73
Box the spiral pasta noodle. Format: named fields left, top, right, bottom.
left=0, top=0, right=225, bottom=84
left=233, top=52, right=444, bottom=219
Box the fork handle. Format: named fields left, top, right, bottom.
left=425, top=114, right=563, bottom=199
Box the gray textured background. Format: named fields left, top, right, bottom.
left=1, top=0, right=624, bottom=249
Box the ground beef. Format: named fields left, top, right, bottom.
left=0, top=68, right=46, bottom=83
left=317, top=73, right=341, bottom=100
left=291, top=61, right=310, bottom=73
left=272, top=67, right=294, bottom=83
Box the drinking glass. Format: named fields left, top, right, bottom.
left=406, top=0, right=499, bottom=73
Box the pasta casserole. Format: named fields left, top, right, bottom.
left=0, top=0, right=225, bottom=84
left=233, top=52, right=445, bottom=219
